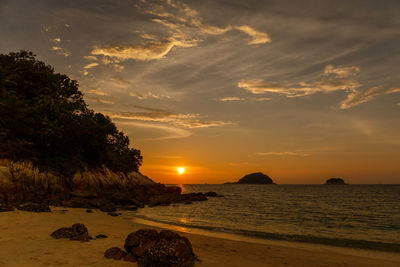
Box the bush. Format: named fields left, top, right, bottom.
left=0, top=51, right=142, bottom=176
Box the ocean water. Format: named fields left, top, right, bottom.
left=131, top=184, right=400, bottom=252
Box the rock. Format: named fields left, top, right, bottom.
left=17, top=203, right=51, bottom=212
left=137, top=230, right=196, bottom=267
left=86, top=209, right=93, bottom=213
left=100, top=203, right=117, bottom=212
left=179, top=193, right=207, bottom=202
left=124, top=205, right=138, bottom=211
left=50, top=223, right=91, bottom=241
left=104, top=247, right=127, bottom=260
left=204, top=192, right=223, bottom=197
left=124, top=253, right=137, bottom=262
left=96, top=234, right=108, bottom=239
left=124, top=229, right=160, bottom=257
left=0, top=205, right=14, bottom=212
left=107, top=212, right=121, bottom=217
left=326, top=178, right=346, bottom=185
left=236, top=172, right=274, bottom=184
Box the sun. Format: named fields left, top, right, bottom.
left=177, top=167, right=185, bottom=175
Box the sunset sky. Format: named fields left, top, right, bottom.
left=1, top=0, right=400, bottom=184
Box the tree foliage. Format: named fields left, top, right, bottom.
left=0, top=51, right=142, bottom=176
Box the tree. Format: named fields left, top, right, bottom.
left=0, top=51, right=142, bottom=176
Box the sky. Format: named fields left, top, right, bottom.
left=1, top=0, right=400, bottom=184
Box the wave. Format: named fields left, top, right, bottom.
left=133, top=214, right=400, bottom=253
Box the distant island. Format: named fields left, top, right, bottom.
left=325, top=178, right=346, bottom=185
left=226, top=172, right=275, bottom=184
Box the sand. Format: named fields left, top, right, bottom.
left=0, top=208, right=399, bottom=267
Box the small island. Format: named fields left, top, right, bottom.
left=227, top=172, right=275, bottom=184
left=325, top=178, right=346, bottom=185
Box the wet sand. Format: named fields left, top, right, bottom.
left=0, top=208, right=399, bottom=267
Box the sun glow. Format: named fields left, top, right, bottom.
left=177, top=167, right=185, bottom=175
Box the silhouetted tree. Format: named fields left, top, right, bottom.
left=0, top=51, right=142, bottom=176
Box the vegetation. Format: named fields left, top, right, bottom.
left=0, top=51, right=142, bottom=176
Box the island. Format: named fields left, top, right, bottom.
left=226, top=172, right=275, bottom=184
left=325, top=178, right=346, bottom=185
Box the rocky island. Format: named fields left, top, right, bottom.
left=325, top=178, right=346, bottom=185
left=227, top=172, right=275, bottom=184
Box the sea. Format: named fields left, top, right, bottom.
left=128, top=184, right=400, bottom=253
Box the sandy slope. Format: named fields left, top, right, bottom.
left=0, top=208, right=399, bottom=267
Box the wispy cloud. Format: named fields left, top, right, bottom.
left=116, top=121, right=191, bottom=140
left=239, top=65, right=400, bottom=109
left=324, top=65, right=360, bottom=78
left=234, top=25, right=271, bottom=45
left=103, top=109, right=233, bottom=128
left=90, top=0, right=270, bottom=61
left=92, top=41, right=177, bottom=61
left=256, top=151, right=311, bottom=157
left=129, top=91, right=171, bottom=100
left=219, top=97, right=245, bottom=102
left=86, top=88, right=108, bottom=96
left=341, top=87, right=400, bottom=109
left=83, top=62, right=99, bottom=69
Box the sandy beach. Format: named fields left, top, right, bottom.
left=0, top=208, right=399, bottom=267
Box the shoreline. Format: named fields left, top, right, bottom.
left=0, top=207, right=399, bottom=266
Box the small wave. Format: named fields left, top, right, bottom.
left=133, top=214, right=400, bottom=253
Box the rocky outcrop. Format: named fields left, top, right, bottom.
left=50, top=223, right=91, bottom=241
left=0, top=159, right=214, bottom=209
left=17, top=203, right=51, bottom=212
left=105, top=229, right=196, bottom=267
left=326, top=178, right=346, bottom=185
left=234, top=172, right=275, bottom=184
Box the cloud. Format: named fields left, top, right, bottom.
left=103, top=110, right=233, bottom=128
left=84, top=55, right=98, bottom=61
left=83, top=62, right=99, bottom=69
left=219, top=97, right=245, bottom=101
left=234, top=25, right=271, bottom=45
left=340, top=87, right=400, bottom=109
left=51, top=45, right=70, bottom=57
left=256, top=97, right=272, bottom=101
left=91, top=0, right=270, bottom=61
left=86, top=88, right=108, bottom=96
left=256, top=151, right=311, bottom=157
left=116, top=121, right=191, bottom=140
left=92, top=41, right=177, bottom=61
left=239, top=64, right=400, bottom=108
left=129, top=91, right=171, bottom=100
left=85, top=96, right=114, bottom=105
left=324, top=65, right=360, bottom=78
left=110, top=75, right=130, bottom=86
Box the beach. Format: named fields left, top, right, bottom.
left=0, top=208, right=399, bottom=267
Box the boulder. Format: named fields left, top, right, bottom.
left=17, top=203, right=51, bottom=212
left=99, top=203, right=117, bottom=212
left=96, top=234, right=108, bottom=239
left=124, top=229, right=196, bottom=267
left=50, top=223, right=91, bottom=241
left=124, top=229, right=160, bottom=257
left=104, top=247, right=127, bottom=260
